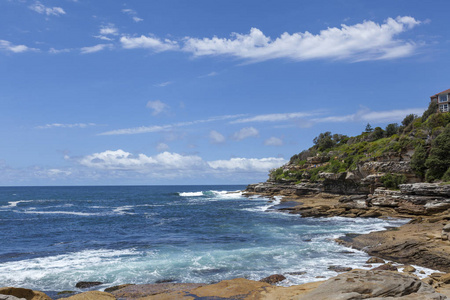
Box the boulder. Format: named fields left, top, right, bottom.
left=103, top=284, right=134, bottom=293
left=404, top=265, right=417, bottom=273
left=442, top=224, right=450, bottom=241
left=75, top=282, right=102, bottom=289
left=366, top=257, right=385, bottom=264
left=58, top=291, right=115, bottom=300
left=259, top=274, right=286, bottom=284
left=297, top=270, right=446, bottom=300
left=0, top=295, right=26, bottom=300
left=328, top=265, right=353, bottom=272
left=372, top=263, right=398, bottom=271
left=0, top=288, right=51, bottom=300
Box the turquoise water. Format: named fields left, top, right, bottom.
left=0, top=185, right=408, bottom=291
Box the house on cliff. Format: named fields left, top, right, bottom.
left=430, top=88, right=450, bottom=112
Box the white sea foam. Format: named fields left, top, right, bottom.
left=179, top=190, right=243, bottom=199
left=20, top=210, right=99, bottom=216
left=1, top=200, right=33, bottom=209
left=179, top=191, right=204, bottom=197
left=113, top=206, right=136, bottom=215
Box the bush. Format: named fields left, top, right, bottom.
left=402, top=114, right=418, bottom=127
left=381, top=173, right=407, bottom=189
left=425, top=125, right=450, bottom=181
left=385, top=123, right=399, bottom=137
left=422, top=101, right=438, bottom=122
left=410, top=143, right=427, bottom=179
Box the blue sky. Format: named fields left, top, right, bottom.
left=1, top=0, right=449, bottom=185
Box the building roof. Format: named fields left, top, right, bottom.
left=431, top=88, right=450, bottom=98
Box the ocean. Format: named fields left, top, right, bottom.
left=0, top=185, right=418, bottom=293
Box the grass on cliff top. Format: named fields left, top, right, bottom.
left=271, top=102, right=450, bottom=184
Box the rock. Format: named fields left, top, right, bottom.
left=259, top=274, right=286, bottom=284
left=0, top=287, right=52, bottom=300
left=442, top=224, right=450, bottom=241
left=404, top=265, right=417, bottom=273
left=400, top=183, right=450, bottom=197
left=297, top=270, right=446, bottom=300
left=103, top=284, right=134, bottom=293
left=366, top=257, right=385, bottom=264
left=440, top=273, right=450, bottom=284
left=192, top=278, right=271, bottom=299
left=0, top=295, right=26, bottom=300
left=372, top=263, right=398, bottom=271
left=75, top=282, right=102, bottom=289
left=327, top=265, right=353, bottom=272
left=58, top=291, right=115, bottom=300
left=111, top=283, right=205, bottom=299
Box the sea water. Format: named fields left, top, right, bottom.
left=0, top=185, right=423, bottom=292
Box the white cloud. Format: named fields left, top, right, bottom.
left=231, top=127, right=259, bottom=141
left=29, top=1, right=65, bottom=16
left=231, top=112, right=318, bottom=124
left=120, top=35, right=178, bottom=52
left=122, top=8, right=143, bottom=22
left=209, top=130, right=225, bottom=144
left=79, top=150, right=206, bottom=171
left=182, top=17, right=421, bottom=62
left=80, top=44, right=113, bottom=54
left=48, top=47, right=71, bottom=54
left=36, top=123, right=97, bottom=129
left=208, top=157, right=286, bottom=173
left=99, top=114, right=246, bottom=136
left=100, top=24, right=118, bottom=36
left=121, top=16, right=421, bottom=62
left=77, top=149, right=285, bottom=176
left=146, top=100, right=169, bottom=115
left=156, top=143, right=169, bottom=152
left=264, top=137, right=283, bottom=146
left=154, top=81, right=173, bottom=87
left=313, top=107, right=425, bottom=123
left=0, top=40, right=38, bottom=53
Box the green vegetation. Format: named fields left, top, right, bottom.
left=270, top=105, right=450, bottom=186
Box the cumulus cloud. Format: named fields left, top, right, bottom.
left=209, top=130, right=225, bottom=144
left=0, top=40, right=38, bottom=53
left=95, top=24, right=119, bottom=41
left=36, top=123, right=97, bottom=129
left=231, top=127, right=259, bottom=141
left=122, top=8, right=143, bottom=22
left=121, top=16, right=421, bottom=62
left=146, top=100, right=169, bottom=115
left=264, top=137, right=283, bottom=146
left=77, top=149, right=285, bottom=176
left=29, top=1, right=65, bottom=16
left=80, top=44, right=113, bottom=54
left=120, top=35, right=179, bottom=52
left=207, top=157, right=286, bottom=173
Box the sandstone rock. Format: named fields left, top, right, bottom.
left=58, top=291, right=115, bottom=300
left=328, top=265, right=352, bottom=272
left=103, top=284, right=134, bottom=293
left=111, top=283, right=204, bottom=299
left=366, top=257, right=385, bottom=264
left=191, top=278, right=270, bottom=299
left=440, top=274, right=450, bottom=284
left=400, top=183, right=450, bottom=197
left=0, top=288, right=51, bottom=300
left=372, top=263, right=398, bottom=271
left=259, top=274, right=286, bottom=284
left=75, top=282, right=102, bottom=289
left=0, top=295, right=26, bottom=300
left=404, top=265, right=417, bottom=273
left=297, top=270, right=446, bottom=300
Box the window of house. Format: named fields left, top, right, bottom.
left=440, top=104, right=449, bottom=112
left=439, top=94, right=448, bottom=102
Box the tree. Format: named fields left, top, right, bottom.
left=385, top=123, right=399, bottom=137
left=402, top=114, right=418, bottom=127
left=365, top=123, right=373, bottom=133
left=425, top=125, right=450, bottom=181
left=370, top=127, right=384, bottom=141
left=313, top=131, right=335, bottom=151
left=411, top=143, right=427, bottom=179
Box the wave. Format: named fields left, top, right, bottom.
left=20, top=210, right=99, bottom=216
left=178, top=190, right=243, bottom=199
left=0, top=200, right=33, bottom=209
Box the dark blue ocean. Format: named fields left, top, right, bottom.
left=0, top=185, right=411, bottom=291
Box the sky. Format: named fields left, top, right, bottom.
left=1, top=0, right=449, bottom=186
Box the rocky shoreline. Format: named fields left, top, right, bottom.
left=2, top=182, right=450, bottom=299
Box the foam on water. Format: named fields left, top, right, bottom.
left=20, top=210, right=100, bottom=216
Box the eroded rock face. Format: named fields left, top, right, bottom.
left=297, top=270, right=446, bottom=300
left=58, top=291, right=115, bottom=300
left=0, top=288, right=51, bottom=300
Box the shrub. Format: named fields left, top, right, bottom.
left=381, top=173, right=407, bottom=189
left=422, top=101, right=438, bottom=122
left=410, top=143, right=427, bottom=179
left=425, top=125, right=450, bottom=181
left=385, top=123, right=399, bottom=137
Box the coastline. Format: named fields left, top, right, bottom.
left=3, top=189, right=450, bottom=299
